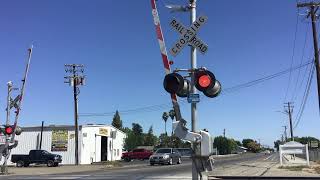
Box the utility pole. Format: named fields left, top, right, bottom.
left=223, top=128, right=226, bottom=138
left=189, top=0, right=198, bottom=179
left=284, top=102, right=294, bottom=141
left=282, top=125, right=288, bottom=142
left=39, top=121, right=44, bottom=150
left=297, top=2, right=320, bottom=112
left=64, top=64, right=85, bottom=165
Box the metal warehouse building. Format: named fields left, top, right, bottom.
left=4, top=124, right=126, bottom=165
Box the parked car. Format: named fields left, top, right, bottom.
left=121, top=148, right=153, bottom=162
left=175, top=148, right=192, bottom=158
left=11, top=150, right=62, bottom=167
left=263, top=150, right=271, bottom=155
left=149, top=148, right=181, bottom=165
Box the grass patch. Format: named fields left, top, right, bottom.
left=313, top=166, right=320, bottom=174
left=278, top=165, right=308, bottom=171
left=92, top=161, right=122, bottom=167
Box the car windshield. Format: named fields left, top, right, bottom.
left=156, top=149, right=171, bottom=154
left=42, top=150, right=49, bottom=154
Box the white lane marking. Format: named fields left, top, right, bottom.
left=143, top=176, right=192, bottom=180
left=271, top=154, right=279, bottom=161
left=263, top=154, right=273, bottom=161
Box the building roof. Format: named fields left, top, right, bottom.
left=21, top=124, right=125, bottom=134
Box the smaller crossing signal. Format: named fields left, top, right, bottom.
left=163, top=73, right=190, bottom=97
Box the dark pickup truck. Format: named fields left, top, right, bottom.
left=11, top=150, right=62, bottom=167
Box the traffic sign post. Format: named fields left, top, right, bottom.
left=187, top=93, right=200, bottom=103
left=152, top=1, right=221, bottom=179
left=170, top=15, right=208, bottom=56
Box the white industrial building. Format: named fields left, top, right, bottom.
left=4, top=124, right=126, bottom=165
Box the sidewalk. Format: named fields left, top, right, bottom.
left=282, top=154, right=309, bottom=166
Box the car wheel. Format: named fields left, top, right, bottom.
left=124, top=157, right=131, bottom=162
left=53, top=162, right=59, bottom=167
left=150, top=163, right=154, bottom=166
left=177, top=157, right=181, bottom=164
left=16, top=160, right=24, bottom=167
left=47, top=160, right=54, bottom=167
left=168, top=158, right=173, bottom=165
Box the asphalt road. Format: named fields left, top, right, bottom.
left=3, top=153, right=281, bottom=180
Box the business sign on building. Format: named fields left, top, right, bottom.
left=51, top=130, right=68, bottom=151
left=99, top=128, right=109, bottom=136
left=311, top=141, right=319, bottom=148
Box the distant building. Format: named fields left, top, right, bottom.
left=2, top=124, right=126, bottom=165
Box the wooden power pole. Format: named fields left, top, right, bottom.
left=284, top=102, right=294, bottom=141
left=297, top=2, right=320, bottom=112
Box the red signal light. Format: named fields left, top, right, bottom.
left=198, top=75, right=211, bottom=88
left=194, top=69, right=221, bottom=98
left=5, top=126, right=13, bottom=135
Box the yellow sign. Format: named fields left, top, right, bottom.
left=99, top=128, right=109, bottom=136
left=51, top=130, right=68, bottom=151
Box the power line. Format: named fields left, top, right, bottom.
left=293, top=20, right=320, bottom=101
left=284, top=10, right=299, bottom=103
left=293, top=63, right=315, bottom=129
left=79, top=61, right=312, bottom=117
left=222, top=61, right=312, bottom=94
left=291, top=24, right=309, bottom=101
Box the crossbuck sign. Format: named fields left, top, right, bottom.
left=170, top=15, right=208, bottom=57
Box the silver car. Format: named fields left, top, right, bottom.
left=149, top=148, right=182, bottom=165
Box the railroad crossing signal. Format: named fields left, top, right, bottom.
left=2, top=125, right=22, bottom=136
left=4, top=126, right=13, bottom=135
left=163, top=69, right=221, bottom=98
left=170, top=15, right=208, bottom=56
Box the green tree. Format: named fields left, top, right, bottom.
left=182, top=141, right=192, bottom=148
left=235, top=140, right=242, bottom=146
left=112, top=110, right=122, bottom=130
left=242, top=139, right=254, bottom=149
left=171, top=135, right=184, bottom=148
left=158, top=133, right=170, bottom=148
left=213, top=136, right=237, bottom=155
left=123, top=123, right=145, bottom=150
left=229, top=139, right=239, bottom=152
left=247, top=141, right=261, bottom=153
left=124, top=129, right=137, bottom=151
left=144, top=126, right=157, bottom=146
left=132, top=123, right=143, bottom=145
left=295, top=136, right=319, bottom=145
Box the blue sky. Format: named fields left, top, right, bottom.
left=0, top=0, right=318, bottom=146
